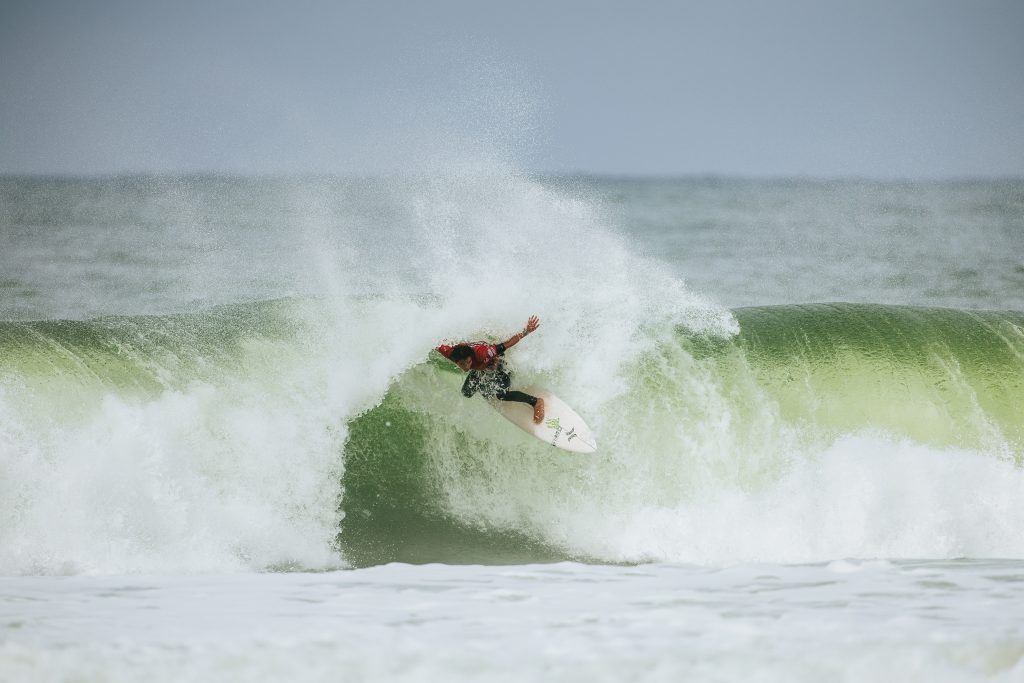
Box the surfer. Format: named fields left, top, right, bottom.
left=437, top=315, right=545, bottom=423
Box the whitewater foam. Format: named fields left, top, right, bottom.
left=4, top=560, right=1024, bottom=683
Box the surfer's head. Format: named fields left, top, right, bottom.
left=448, top=345, right=474, bottom=372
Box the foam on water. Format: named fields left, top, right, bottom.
left=2, top=560, right=1023, bottom=683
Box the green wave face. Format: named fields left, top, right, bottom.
left=2, top=301, right=1023, bottom=571
left=729, top=304, right=1024, bottom=451
left=0, top=299, right=309, bottom=400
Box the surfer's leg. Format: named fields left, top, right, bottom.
left=461, top=371, right=481, bottom=398
left=488, top=368, right=512, bottom=398
left=499, top=390, right=535, bottom=405
left=491, top=367, right=544, bottom=423
left=465, top=369, right=505, bottom=400
left=497, top=391, right=545, bottom=424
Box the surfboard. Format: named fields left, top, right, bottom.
left=491, top=385, right=597, bottom=453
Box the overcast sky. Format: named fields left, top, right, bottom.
left=1, top=0, right=1022, bottom=177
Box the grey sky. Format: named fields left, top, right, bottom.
left=1, top=0, right=1022, bottom=177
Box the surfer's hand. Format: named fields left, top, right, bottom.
left=502, top=317, right=539, bottom=351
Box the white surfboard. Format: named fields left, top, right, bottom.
left=491, top=385, right=597, bottom=453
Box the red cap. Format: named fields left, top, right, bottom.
left=436, top=344, right=454, bottom=358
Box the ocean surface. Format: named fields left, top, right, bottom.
left=1, top=172, right=1023, bottom=681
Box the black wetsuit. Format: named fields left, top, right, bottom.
left=461, top=344, right=538, bottom=407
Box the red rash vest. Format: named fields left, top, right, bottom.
left=436, top=342, right=502, bottom=371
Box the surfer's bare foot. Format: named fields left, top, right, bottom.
left=533, top=397, right=545, bottom=424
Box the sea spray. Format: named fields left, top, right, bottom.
left=0, top=170, right=733, bottom=573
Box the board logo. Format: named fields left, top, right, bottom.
left=546, top=417, right=564, bottom=446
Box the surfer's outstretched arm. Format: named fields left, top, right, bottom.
left=498, top=315, right=539, bottom=353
